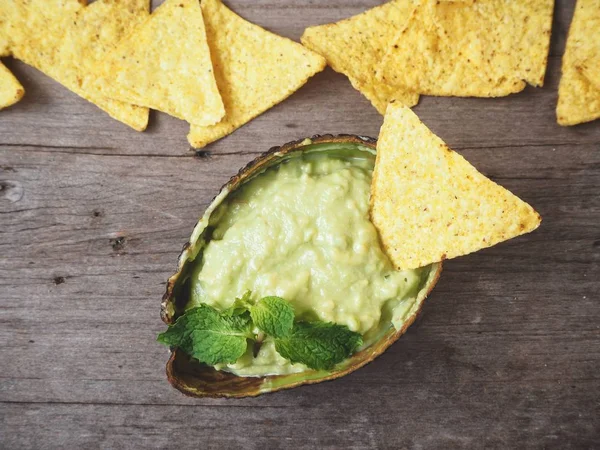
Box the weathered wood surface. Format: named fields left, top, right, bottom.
left=1, top=1, right=599, bottom=448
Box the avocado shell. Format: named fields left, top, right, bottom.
left=160, top=134, right=442, bottom=398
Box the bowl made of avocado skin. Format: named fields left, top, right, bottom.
left=160, top=135, right=442, bottom=398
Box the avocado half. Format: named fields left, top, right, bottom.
left=160, top=135, right=442, bottom=398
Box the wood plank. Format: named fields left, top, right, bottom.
left=1, top=0, right=599, bottom=448
left=2, top=381, right=598, bottom=449
left=1, top=140, right=598, bottom=446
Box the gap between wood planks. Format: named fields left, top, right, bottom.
left=0, top=399, right=291, bottom=408
left=0, top=143, right=263, bottom=158
left=1, top=142, right=598, bottom=159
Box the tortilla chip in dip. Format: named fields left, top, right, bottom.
left=376, top=0, right=554, bottom=97
left=187, top=0, right=326, bottom=149
left=301, top=0, right=419, bottom=114
left=9, top=0, right=149, bottom=131
left=94, top=0, right=224, bottom=127
left=557, top=0, right=600, bottom=126
left=370, top=103, right=541, bottom=271
left=0, top=62, right=24, bottom=109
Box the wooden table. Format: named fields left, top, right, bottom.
left=1, top=1, right=598, bottom=448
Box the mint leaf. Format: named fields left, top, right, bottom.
left=189, top=329, right=249, bottom=366
left=157, top=307, right=203, bottom=353
left=157, top=304, right=253, bottom=365
left=251, top=296, right=294, bottom=339
left=274, top=322, right=363, bottom=370
left=223, top=290, right=253, bottom=317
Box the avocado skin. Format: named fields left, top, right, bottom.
left=160, top=134, right=442, bottom=398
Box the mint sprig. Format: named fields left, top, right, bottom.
left=250, top=296, right=294, bottom=339
left=158, top=293, right=363, bottom=370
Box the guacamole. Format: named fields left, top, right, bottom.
left=187, top=145, right=427, bottom=376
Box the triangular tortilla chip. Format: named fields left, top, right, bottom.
left=376, top=0, right=554, bottom=97
left=60, top=0, right=150, bottom=130
left=94, top=0, right=224, bottom=126
left=557, top=0, right=600, bottom=126
left=0, top=61, right=24, bottom=109
left=301, top=0, right=419, bottom=114
left=9, top=0, right=149, bottom=131
left=370, top=103, right=541, bottom=270
left=187, top=0, right=326, bottom=148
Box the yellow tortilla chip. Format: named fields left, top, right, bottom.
left=1, top=1, right=88, bottom=55
left=370, top=103, right=541, bottom=271
left=61, top=0, right=150, bottom=130
left=8, top=1, right=86, bottom=71
left=0, top=0, right=87, bottom=56
left=0, top=61, right=24, bottom=109
left=301, top=0, right=419, bottom=114
left=94, top=0, right=224, bottom=126
left=0, top=1, right=22, bottom=56
left=376, top=0, right=554, bottom=97
left=557, top=0, right=600, bottom=126
left=579, top=56, right=600, bottom=92
left=187, top=0, right=326, bottom=148
left=10, top=0, right=149, bottom=131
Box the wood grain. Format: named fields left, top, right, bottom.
left=1, top=1, right=599, bottom=449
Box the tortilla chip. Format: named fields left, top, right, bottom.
left=61, top=0, right=150, bottom=130
left=0, top=1, right=89, bottom=57
left=578, top=56, right=600, bottom=92
left=2, top=0, right=88, bottom=54
left=8, top=1, right=85, bottom=71
left=0, top=1, right=22, bottom=56
left=301, top=0, right=419, bottom=114
left=187, top=0, right=326, bottom=148
left=10, top=0, right=149, bottom=131
left=370, top=103, right=541, bottom=271
left=376, top=0, right=554, bottom=97
left=94, top=0, right=224, bottom=126
left=0, top=62, right=24, bottom=109
left=557, top=0, right=600, bottom=126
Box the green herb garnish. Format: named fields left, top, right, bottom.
left=223, top=290, right=253, bottom=317
left=157, top=304, right=253, bottom=366
left=250, top=296, right=294, bottom=339
left=158, top=293, right=363, bottom=370
left=275, top=322, right=363, bottom=370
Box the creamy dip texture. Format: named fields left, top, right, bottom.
left=187, top=145, right=427, bottom=376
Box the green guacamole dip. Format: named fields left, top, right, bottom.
left=187, top=144, right=428, bottom=376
